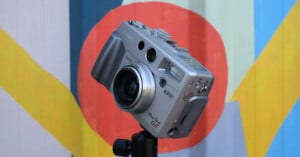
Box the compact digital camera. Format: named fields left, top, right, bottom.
left=91, top=20, right=214, bottom=138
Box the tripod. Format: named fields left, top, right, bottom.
left=113, top=130, right=158, bottom=157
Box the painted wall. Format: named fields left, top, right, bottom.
left=0, top=0, right=70, bottom=156
left=0, top=0, right=299, bottom=157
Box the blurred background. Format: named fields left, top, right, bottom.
left=0, top=0, right=299, bottom=156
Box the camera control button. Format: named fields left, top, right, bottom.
left=167, top=127, right=178, bottom=138
left=128, top=20, right=147, bottom=29
left=195, top=81, right=201, bottom=87
left=152, top=29, right=170, bottom=40
left=198, top=86, right=208, bottom=96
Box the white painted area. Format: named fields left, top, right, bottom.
left=0, top=0, right=71, bottom=156
left=0, top=0, right=70, bottom=87
left=0, top=88, right=71, bottom=157
left=122, top=0, right=255, bottom=100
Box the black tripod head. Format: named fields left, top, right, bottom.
left=113, top=130, right=158, bottom=157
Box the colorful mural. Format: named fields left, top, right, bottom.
left=0, top=0, right=299, bottom=157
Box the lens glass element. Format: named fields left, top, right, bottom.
left=113, top=68, right=140, bottom=108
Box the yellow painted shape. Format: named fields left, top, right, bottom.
left=230, top=2, right=300, bottom=157
left=0, top=29, right=114, bottom=157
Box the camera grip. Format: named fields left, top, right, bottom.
left=91, top=32, right=125, bottom=89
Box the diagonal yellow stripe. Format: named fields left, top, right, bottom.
left=0, top=29, right=114, bottom=157
left=230, top=2, right=300, bottom=157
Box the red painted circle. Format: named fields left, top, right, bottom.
left=78, top=2, right=227, bottom=153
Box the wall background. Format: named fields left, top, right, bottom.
left=0, top=0, right=70, bottom=156
left=0, top=0, right=299, bottom=157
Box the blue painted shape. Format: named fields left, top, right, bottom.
left=255, top=0, right=296, bottom=58
left=81, top=0, right=123, bottom=41
left=267, top=99, right=300, bottom=157
left=70, top=0, right=122, bottom=103
left=160, top=101, right=247, bottom=157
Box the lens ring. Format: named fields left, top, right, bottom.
left=113, top=63, right=155, bottom=113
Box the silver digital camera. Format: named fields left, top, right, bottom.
left=91, top=20, right=214, bottom=138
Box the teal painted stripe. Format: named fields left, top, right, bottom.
left=267, top=99, right=300, bottom=157
left=255, top=0, right=296, bottom=58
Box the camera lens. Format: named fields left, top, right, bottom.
left=147, top=48, right=156, bottom=62
left=113, top=63, right=155, bottom=113
left=113, top=68, right=140, bottom=108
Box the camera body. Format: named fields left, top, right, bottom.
left=91, top=21, right=214, bottom=138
